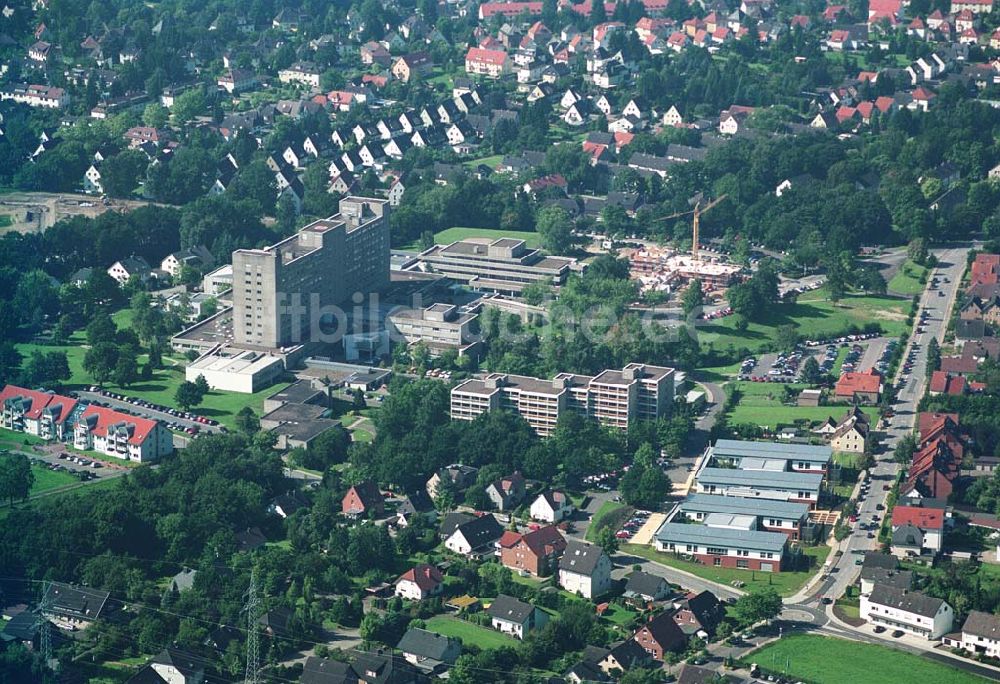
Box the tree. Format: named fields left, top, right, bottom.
left=595, top=526, right=620, bottom=557
left=235, top=407, right=260, bottom=435
left=0, top=453, right=34, bottom=506
left=681, top=279, right=704, bottom=316
left=800, top=356, right=822, bottom=384
left=926, top=337, right=941, bottom=379
left=172, top=89, right=206, bottom=125
left=174, top=381, right=203, bottom=411
left=775, top=324, right=798, bottom=352
left=193, top=374, right=210, bottom=396
left=535, top=206, right=575, bottom=254
left=731, top=588, right=782, bottom=628
left=83, top=342, right=120, bottom=384
left=112, top=352, right=138, bottom=388
left=142, top=103, right=169, bottom=129
left=86, top=314, right=118, bottom=346
left=23, top=350, right=70, bottom=387
left=352, top=388, right=367, bottom=414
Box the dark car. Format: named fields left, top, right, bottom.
left=874, top=626, right=886, bottom=634
left=892, top=630, right=904, bottom=638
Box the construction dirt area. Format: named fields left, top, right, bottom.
left=0, top=191, right=157, bottom=234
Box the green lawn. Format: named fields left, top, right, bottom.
left=888, top=260, right=929, bottom=296
left=401, top=227, right=542, bottom=251
left=424, top=616, right=515, bottom=650
left=726, top=381, right=879, bottom=429
left=0, top=430, right=46, bottom=452
left=621, top=544, right=830, bottom=597
left=742, top=634, right=988, bottom=684
left=464, top=154, right=503, bottom=169
left=700, top=288, right=909, bottom=353
left=585, top=501, right=629, bottom=542
left=0, top=215, right=12, bottom=228
left=29, top=463, right=80, bottom=494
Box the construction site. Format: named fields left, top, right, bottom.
left=624, top=195, right=743, bottom=298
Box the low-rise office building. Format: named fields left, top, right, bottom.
left=860, top=585, right=954, bottom=639
left=388, top=303, right=481, bottom=357
left=654, top=522, right=788, bottom=572
left=673, top=494, right=810, bottom=540
left=185, top=348, right=285, bottom=393
left=694, top=467, right=824, bottom=508
left=451, top=363, right=674, bottom=436
left=705, top=439, right=832, bottom=476
left=416, top=237, right=578, bottom=294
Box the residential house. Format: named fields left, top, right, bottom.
left=860, top=585, right=954, bottom=639
left=426, top=463, right=479, bottom=499
left=160, top=245, right=214, bottom=278
left=834, top=368, right=882, bottom=404
left=278, top=62, right=321, bottom=89
left=498, top=525, right=567, bottom=576
left=672, top=590, right=726, bottom=636
left=633, top=611, right=687, bottom=660
left=342, top=481, right=384, bottom=518
left=559, top=540, right=613, bottom=599
left=943, top=610, right=1000, bottom=659
left=530, top=490, right=574, bottom=522
left=622, top=571, right=672, bottom=609
left=487, top=594, right=548, bottom=639
left=394, top=564, right=444, bottom=600
left=42, top=582, right=110, bottom=630
left=132, top=648, right=208, bottom=684
left=890, top=505, right=945, bottom=556
left=396, top=628, right=461, bottom=672
left=392, top=52, right=433, bottom=82
left=466, top=47, right=512, bottom=78
left=485, top=471, right=526, bottom=511
left=443, top=513, right=504, bottom=557
left=107, top=256, right=151, bottom=285
left=828, top=407, right=871, bottom=453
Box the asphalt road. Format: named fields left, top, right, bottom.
left=75, top=390, right=224, bottom=436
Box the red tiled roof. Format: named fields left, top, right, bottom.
left=912, top=86, right=936, bottom=101
left=892, top=505, right=944, bottom=530
left=929, top=371, right=966, bottom=395
left=0, top=384, right=77, bottom=422
left=397, top=564, right=443, bottom=591
left=78, top=405, right=157, bottom=445
left=835, top=369, right=881, bottom=396
left=917, top=412, right=959, bottom=439
left=466, top=46, right=508, bottom=66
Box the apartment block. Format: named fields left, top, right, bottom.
left=450, top=363, right=674, bottom=436
left=0, top=385, right=80, bottom=440
left=74, top=405, right=173, bottom=463
left=416, top=238, right=578, bottom=294
left=232, top=197, right=389, bottom=348
left=388, top=303, right=481, bottom=357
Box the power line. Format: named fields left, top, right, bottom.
left=243, top=566, right=262, bottom=684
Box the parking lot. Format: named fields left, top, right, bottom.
left=739, top=333, right=889, bottom=384
left=76, top=388, right=226, bottom=437
left=612, top=508, right=657, bottom=542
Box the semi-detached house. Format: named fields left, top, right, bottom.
left=860, top=585, right=954, bottom=639
left=944, top=610, right=1000, bottom=658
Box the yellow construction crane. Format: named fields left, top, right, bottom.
left=656, top=194, right=727, bottom=261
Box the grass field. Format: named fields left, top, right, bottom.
left=742, top=634, right=988, bottom=684
left=726, top=382, right=879, bottom=429
left=585, top=501, right=629, bottom=542
left=699, top=288, right=909, bottom=353
left=0, top=215, right=12, bottom=228
left=888, top=260, right=929, bottom=296
left=424, top=616, right=516, bottom=650
left=401, top=227, right=542, bottom=251
left=29, top=463, right=79, bottom=494
left=621, top=544, right=830, bottom=597
left=464, top=154, right=503, bottom=169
